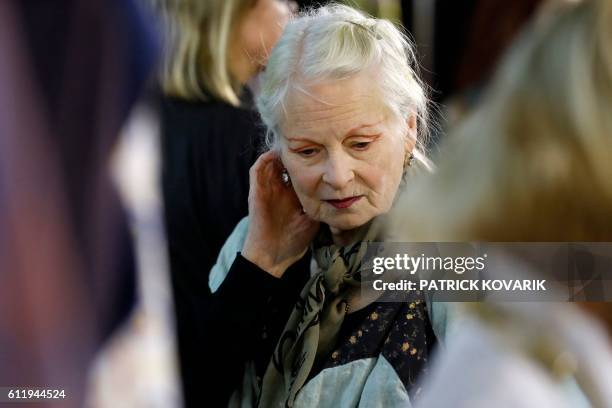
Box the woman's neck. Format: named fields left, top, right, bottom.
left=329, top=222, right=372, bottom=247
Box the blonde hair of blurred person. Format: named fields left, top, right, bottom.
left=153, top=0, right=293, bottom=105
left=390, top=3, right=612, bottom=406
left=392, top=0, right=612, bottom=242
left=392, top=0, right=612, bottom=334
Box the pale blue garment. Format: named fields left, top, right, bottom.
left=230, top=357, right=414, bottom=408
left=209, top=217, right=465, bottom=407
left=294, top=358, right=412, bottom=408
left=209, top=216, right=250, bottom=294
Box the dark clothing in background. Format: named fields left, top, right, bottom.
left=160, top=93, right=262, bottom=407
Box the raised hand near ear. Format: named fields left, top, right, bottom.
left=242, top=151, right=320, bottom=278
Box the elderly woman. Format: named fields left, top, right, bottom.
left=205, top=5, right=452, bottom=407
left=391, top=0, right=612, bottom=406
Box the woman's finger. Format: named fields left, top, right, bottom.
left=250, top=151, right=275, bottom=189
left=259, top=154, right=288, bottom=193
left=249, top=150, right=277, bottom=179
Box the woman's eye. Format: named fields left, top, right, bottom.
left=298, top=148, right=318, bottom=157
left=351, top=141, right=371, bottom=150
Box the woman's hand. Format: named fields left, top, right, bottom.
left=242, top=151, right=320, bottom=278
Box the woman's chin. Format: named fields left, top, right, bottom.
left=323, top=213, right=373, bottom=234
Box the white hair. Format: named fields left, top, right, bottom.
left=256, top=4, right=432, bottom=167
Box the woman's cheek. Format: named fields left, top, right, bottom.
left=289, top=167, right=320, bottom=205
left=359, top=164, right=385, bottom=195
left=362, top=166, right=400, bottom=210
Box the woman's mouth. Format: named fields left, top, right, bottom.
left=325, top=196, right=363, bottom=209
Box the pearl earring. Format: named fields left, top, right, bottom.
left=281, top=169, right=291, bottom=185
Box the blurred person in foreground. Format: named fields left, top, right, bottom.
left=205, top=5, right=456, bottom=407
left=149, top=0, right=293, bottom=405
left=391, top=0, right=612, bottom=406
left=0, top=0, right=155, bottom=405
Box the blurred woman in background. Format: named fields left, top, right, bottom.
left=150, top=0, right=293, bottom=405
left=392, top=0, right=612, bottom=406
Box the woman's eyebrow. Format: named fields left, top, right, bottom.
left=345, top=119, right=385, bottom=135
left=285, top=136, right=317, bottom=143
left=286, top=119, right=385, bottom=142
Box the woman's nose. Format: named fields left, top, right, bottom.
left=322, top=154, right=354, bottom=190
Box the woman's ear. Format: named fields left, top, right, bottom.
left=404, top=114, right=418, bottom=153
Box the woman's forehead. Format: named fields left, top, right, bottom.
left=281, top=75, right=393, bottom=139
